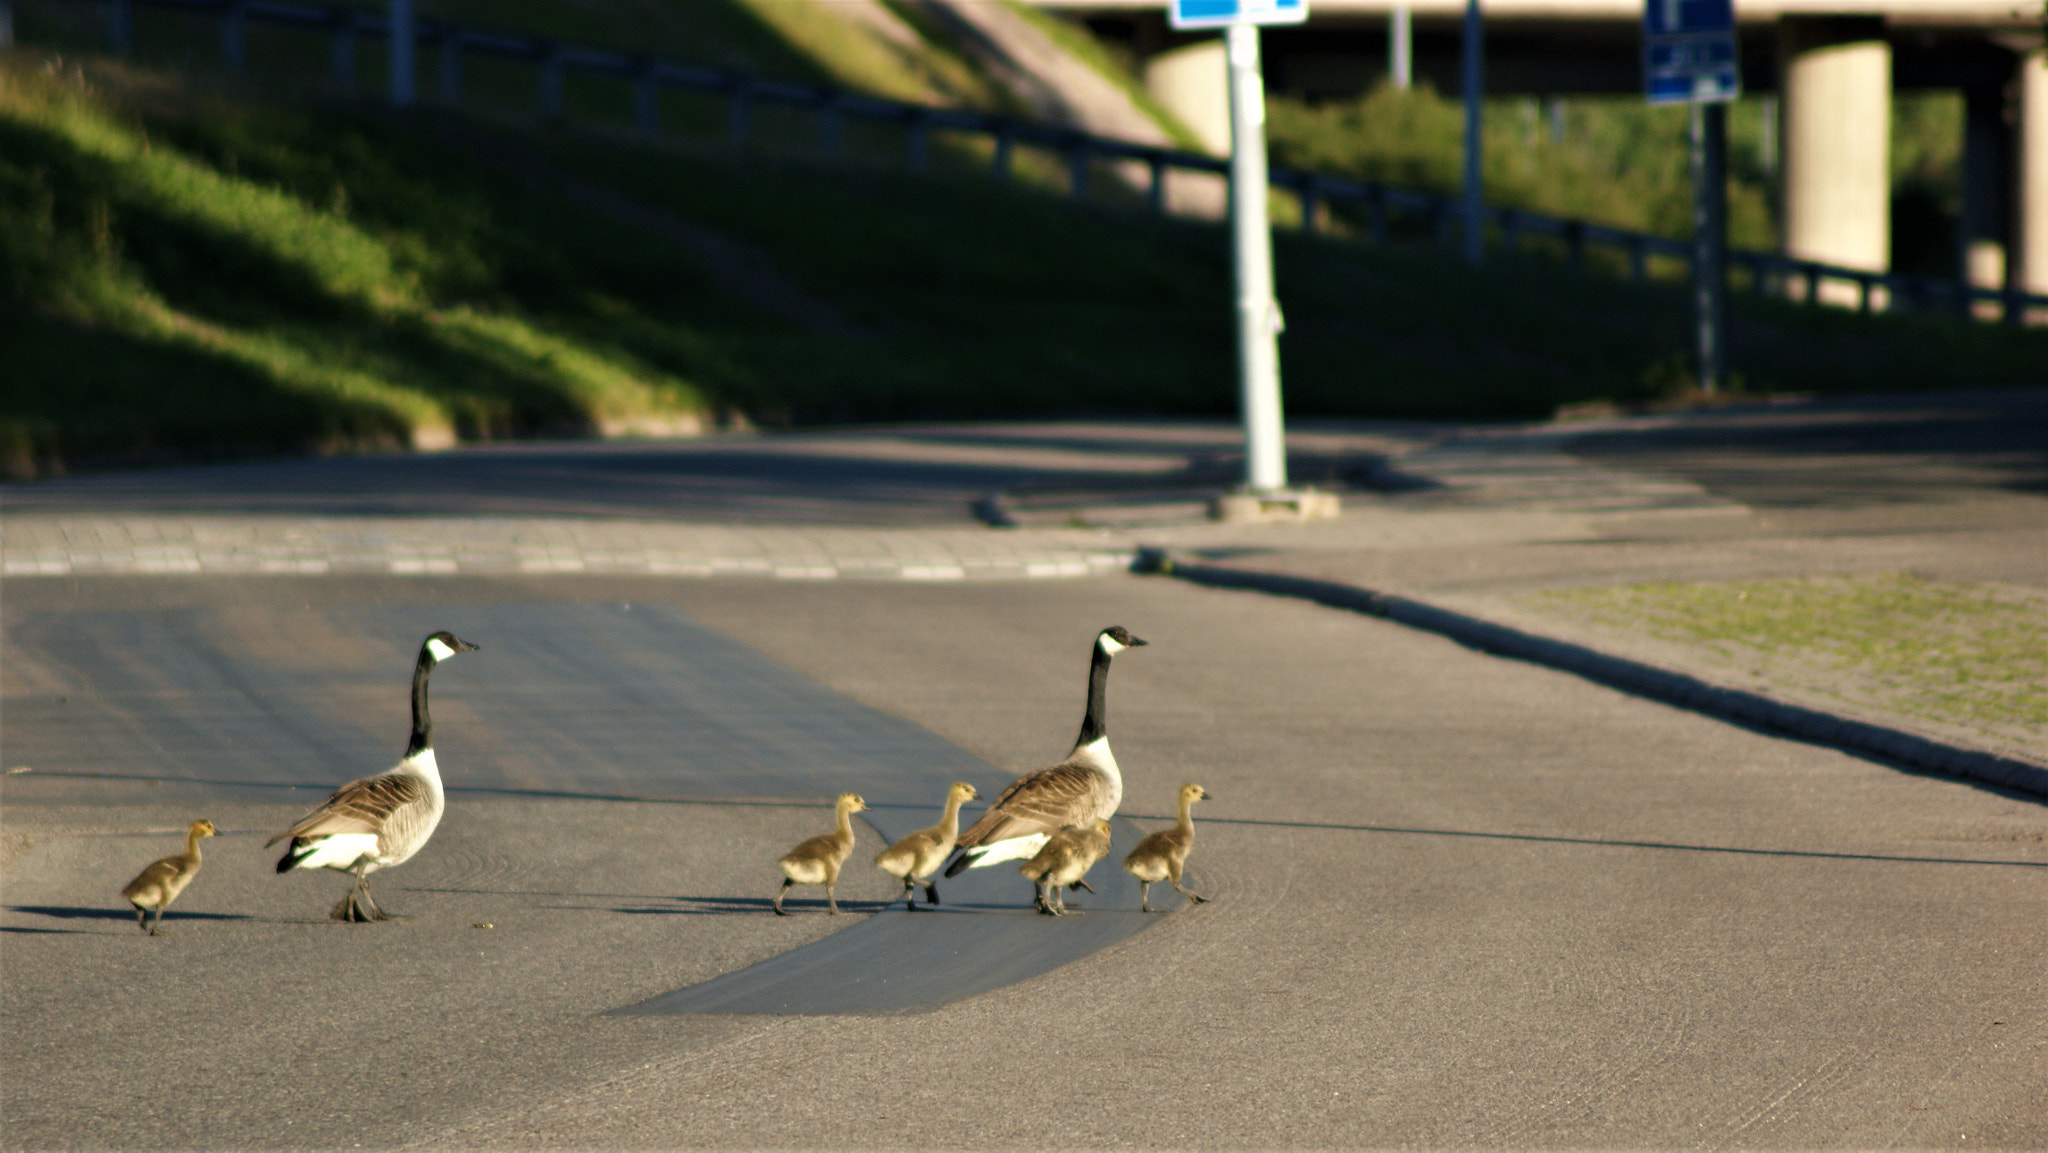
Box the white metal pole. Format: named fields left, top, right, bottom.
left=1226, top=23, right=1287, bottom=494
left=389, top=0, right=414, bottom=108
left=1390, top=6, right=1411, bottom=90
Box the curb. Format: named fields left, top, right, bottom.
left=1150, top=554, right=2048, bottom=801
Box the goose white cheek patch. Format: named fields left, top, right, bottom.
left=425, top=637, right=457, bottom=663
left=1098, top=635, right=1126, bottom=656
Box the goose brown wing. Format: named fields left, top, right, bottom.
left=955, top=763, right=1106, bottom=849
left=265, top=772, right=428, bottom=846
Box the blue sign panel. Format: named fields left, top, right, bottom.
left=1643, top=0, right=1739, bottom=105
left=1171, top=0, right=1307, bottom=31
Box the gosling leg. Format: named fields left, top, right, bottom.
left=773, top=877, right=792, bottom=916
left=899, top=877, right=918, bottom=911
left=922, top=881, right=940, bottom=907
left=1168, top=864, right=1206, bottom=904
left=826, top=881, right=839, bottom=916
left=148, top=904, right=165, bottom=936
left=1139, top=880, right=1155, bottom=914
left=133, top=905, right=149, bottom=933
left=1069, top=879, right=1095, bottom=894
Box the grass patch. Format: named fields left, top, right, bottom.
left=1525, top=575, right=2048, bottom=754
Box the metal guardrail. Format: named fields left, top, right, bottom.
left=79, top=0, right=2048, bottom=326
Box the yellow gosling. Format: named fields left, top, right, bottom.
left=775, top=793, right=867, bottom=916
left=119, top=819, right=216, bottom=935
left=1122, top=782, right=1211, bottom=912
left=875, top=782, right=979, bottom=910
left=1018, top=818, right=1112, bottom=916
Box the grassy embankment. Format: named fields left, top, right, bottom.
left=2, top=13, right=2043, bottom=477
left=1524, top=576, right=2048, bottom=762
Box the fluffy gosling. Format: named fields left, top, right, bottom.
left=875, top=781, right=980, bottom=910
left=1122, top=782, right=1211, bottom=912
left=774, top=793, right=867, bottom=916
left=119, top=819, right=216, bottom=935
left=1018, top=818, right=1112, bottom=916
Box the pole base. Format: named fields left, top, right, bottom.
left=1209, top=488, right=1341, bottom=524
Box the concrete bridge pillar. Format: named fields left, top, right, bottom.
left=1146, top=39, right=1232, bottom=156
left=1959, top=80, right=2010, bottom=299
left=2018, top=48, right=2048, bottom=305
left=1778, top=16, right=1891, bottom=301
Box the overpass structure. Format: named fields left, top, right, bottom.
left=1041, top=0, right=2048, bottom=303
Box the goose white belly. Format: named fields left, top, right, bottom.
left=967, top=831, right=1052, bottom=868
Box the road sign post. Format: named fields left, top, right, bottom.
left=1645, top=0, right=1738, bottom=395
left=1172, top=0, right=1335, bottom=520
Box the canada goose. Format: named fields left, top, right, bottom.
left=775, top=792, right=867, bottom=916
left=945, top=625, right=1145, bottom=883
left=266, top=630, right=479, bottom=922
left=1123, top=783, right=1211, bottom=912
left=119, top=819, right=216, bottom=935
left=874, top=781, right=979, bottom=910
left=1018, top=818, right=1112, bottom=916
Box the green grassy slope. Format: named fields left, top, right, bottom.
left=3, top=52, right=2043, bottom=480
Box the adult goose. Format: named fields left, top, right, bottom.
left=944, top=625, right=1145, bottom=880
left=267, top=630, right=479, bottom=922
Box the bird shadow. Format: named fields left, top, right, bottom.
left=610, top=894, right=903, bottom=917
left=6, top=905, right=254, bottom=923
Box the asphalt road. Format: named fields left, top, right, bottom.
left=4, top=572, right=2044, bottom=1148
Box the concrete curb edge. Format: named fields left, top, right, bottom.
left=1157, top=556, right=2048, bottom=801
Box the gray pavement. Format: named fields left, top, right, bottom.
left=4, top=391, right=2047, bottom=1148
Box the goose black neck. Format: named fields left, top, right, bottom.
left=406, top=650, right=436, bottom=758
left=1072, top=643, right=1114, bottom=749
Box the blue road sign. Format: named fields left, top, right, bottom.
left=1170, top=0, right=1307, bottom=31
left=1643, top=0, right=1739, bottom=104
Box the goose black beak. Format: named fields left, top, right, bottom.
left=1128, top=635, right=1149, bottom=647
left=453, top=638, right=481, bottom=653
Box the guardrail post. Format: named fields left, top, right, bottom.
left=331, top=10, right=355, bottom=90
left=635, top=64, right=660, bottom=135
left=108, top=0, right=132, bottom=58
left=221, top=0, right=246, bottom=74
left=991, top=124, right=1014, bottom=182
left=2004, top=286, right=2025, bottom=326
left=438, top=28, right=461, bottom=105
left=1627, top=235, right=1648, bottom=282
left=539, top=44, right=563, bottom=119
left=1856, top=273, right=1873, bottom=314
left=1298, top=177, right=1322, bottom=233
left=1802, top=262, right=1821, bottom=305
left=1368, top=184, right=1388, bottom=245
left=389, top=0, right=414, bottom=107
left=1564, top=221, right=1584, bottom=270
left=1500, top=207, right=1520, bottom=255
left=815, top=95, right=840, bottom=157
left=905, top=109, right=929, bottom=172
left=1067, top=137, right=1089, bottom=200
left=1147, top=155, right=1167, bottom=215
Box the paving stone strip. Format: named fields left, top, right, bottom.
left=0, top=516, right=1140, bottom=581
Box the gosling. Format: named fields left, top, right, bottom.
left=774, top=792, right=867, bottom=916
left=1018, top=818, right=1112, bottom=916
left=1122, top=782, right=1211, bottom=912
left=874, top=781, right=979, bottom=910
left=119, top=819, right=216, bottom=935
